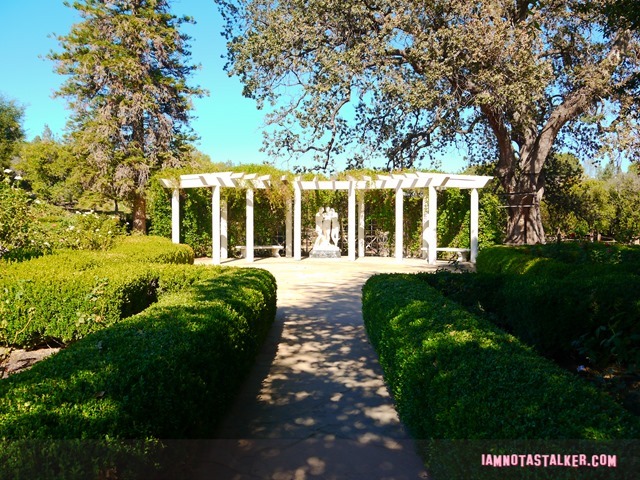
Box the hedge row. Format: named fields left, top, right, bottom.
left=0, top=236, right=194, bottom=348
left=476, top=244, right=640, bottom=276
left=0, top=266, right=277, bottom=479
left=362, top=274, right=639, bottom=478
left=419, top=270, right=640, bottom=369
left=472, top=246, right=640, bottom=369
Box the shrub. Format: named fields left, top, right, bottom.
left=477, top=244, right=640, bottom=276
left=362, top=274, right=638, bottom=478
left=0, top=236, right=194, bottom=348
left=0, top=179, right=50, bottom=261
left=50, top=211, right=125, bottom=251
left=474, top=246, right=640, bottom=370
left=109, top=235, right=195, bottom=265
left=0, top=267, right=277, bottom=479
left=0, top=261, right=158, bottom=347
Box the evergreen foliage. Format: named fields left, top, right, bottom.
left=50, top=0, right=205, bottom=232
left=0, top=265, right=276, bottom=480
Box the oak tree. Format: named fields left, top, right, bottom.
left=217, top=0, right=640, bottom=243
left=51, top=0, right=204, bottom=232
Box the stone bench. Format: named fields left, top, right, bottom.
left=421, top=247, right=471, bottom=261
left=235, top=245, right=283, bottom=258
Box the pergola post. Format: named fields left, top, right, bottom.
left=285, top=197, right=293, bottom=258
left=358, top=192, right=365, bottom=258
left=246, top=187, right=254, bottom=262
left=161, top=171, right=493, bottom=265
left=427, top=185, right=438, bottom=265
left=470, top=188, right=479, bottom=263
left=171, top=188, right=180, bottom=244
left=395, top=186, right=404, bottom=261
left=221, top=198, right=228, bottom=260
left=212, top=186, right=221, bottom=265
left=421, top=190, right=428, bottom=259
left=294, top=182, right=302, bottom=260
left=348, top=181, right=356, bottom=261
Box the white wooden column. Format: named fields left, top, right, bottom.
left=171, top=188, right=180, bottom=244
left=470, top=188, right=479, bottom=263
left=421, top=191, right=428, bottom=259
left=246, top=187, right=254, bottom=262
left=427, top=186, right=438, bottom=265
left=212, top=186, right=221, bottom=265
left=294, top=182, right=302, bottom=260
left=358, top=192, right=365, bottom=258
left=221, top=199, right=228, bottom=260
left=285, top=198, right=293, bottom=258
left=348, top=181, right=356, bottom=261
left=395, top=187, right=404, bottom=261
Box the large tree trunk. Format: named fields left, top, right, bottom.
left=504, top=178, right=546, bottom=244
left=132, top=192, right=147, bottom=234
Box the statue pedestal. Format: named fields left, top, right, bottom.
left=309, top=245, right=341, bottom=259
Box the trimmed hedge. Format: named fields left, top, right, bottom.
left=419, top=271, right=640, bottom=368
left=477, top=244, right=640, bottom=276
left=473, top=246, right=640, bottom=369
left=362, top=274, right=639, bottom=478
left=108, top=235, right=195, bottom=265
left=0, top=236, right=194, bottom=348
left=0, top=266, right=277, bottom=479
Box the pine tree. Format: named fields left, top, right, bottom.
left=51, top=0, right=204, bottom=231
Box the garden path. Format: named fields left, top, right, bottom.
left=193, top=256, right=457, bottom=480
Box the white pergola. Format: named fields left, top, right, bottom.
left=160, top=171, right=493, bottom=265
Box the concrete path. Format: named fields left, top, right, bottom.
left=193, top=257, right=452, bottom=480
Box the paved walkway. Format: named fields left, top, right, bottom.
left=193, top=257, right=454, bottom=480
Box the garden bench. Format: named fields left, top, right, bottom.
left=421, top=247, right=470, bottom=261
left=235, top=245, right=283, bottom=258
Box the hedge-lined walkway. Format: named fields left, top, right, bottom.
left=194, top=257, right=446, bottom=480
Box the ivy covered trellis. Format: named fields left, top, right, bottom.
left=159, top=169, right=493, bottom=264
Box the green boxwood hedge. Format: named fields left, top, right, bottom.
left=419, top=271, right=640, bottom=368
left=0, top=266, right=277, bottom=479
left=362, top=274, right=639, bottom=478
left=0, top=236, right=194, bottom=348
left=473, top=245, right=640, bottom=370
left=477, top=244, right=640, bottom=276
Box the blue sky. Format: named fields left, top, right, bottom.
left=0, top=1, right=467, bottom=173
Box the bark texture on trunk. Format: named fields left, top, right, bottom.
left=504, top=185, right=546, bottom=244
left=132, top=192, right=147, bottom=234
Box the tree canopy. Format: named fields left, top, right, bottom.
left=50, top=0, right=205, bottom=232
left=0, top=94, right=25, bottom=170
left=217, top=0, right=640, bottom=244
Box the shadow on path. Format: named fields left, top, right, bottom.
left=194, top=259, right=441, bottom=479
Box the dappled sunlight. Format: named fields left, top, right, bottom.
left=194, top=258, right=431, bottom=479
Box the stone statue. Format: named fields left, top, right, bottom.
left=321, top=207, right=332, bottom=245
left=329, top=208, right=339, bottom=246
left=310, top=206, right=341, bottom=258
left=314, top=207, right=327, bottom=247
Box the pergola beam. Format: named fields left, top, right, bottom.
left=161, top=171, right=493, bottom=265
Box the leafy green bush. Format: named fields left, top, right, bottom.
left=50, top=210, right=125, bottom=251
left=0, top=178, right=51, bottom=261
left=363, top=274, right=637, bottom=439
left=475, top=245, right=572, bottom=276
left=0, top=266, right=277, bottom=480
left=477, top=244, right=640, bottom=276
left=0, top=260, right=158, bottom=347
left=422, top=269, right=640, bottom=370
left=109, top=235, right=194, bottom=265
left=0, top=236, right=194, bottom=348
left=362, top=274, right=639, bottom=478
left=474, top=245, right=640, bottom=370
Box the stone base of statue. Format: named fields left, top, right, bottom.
left=309, top=245, right=341, bottom=259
